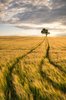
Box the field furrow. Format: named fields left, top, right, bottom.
left=0, top=36, right=66, bottom=100
left=2, top=37, right=46, bottom=100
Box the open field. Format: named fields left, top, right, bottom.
left=0, top=36, right=66, bottom=100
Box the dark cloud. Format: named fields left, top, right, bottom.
left=8, top=3, right=50, bottom=24
left=0, top=0, right=66, bottom=36
left=11, top=0, right=66, bottom=25
left=0, top=0, right=9, bottom=3
left=45, top=5, right=66, bottom=24
left=50, top=0, right=66, bottom=9
left=16, top=24, right=66, bottom=30
left=0, top=0, right=66, bottom=26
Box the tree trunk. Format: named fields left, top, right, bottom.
left=46, top=34, right=47, bottom=37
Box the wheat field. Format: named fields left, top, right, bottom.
left=0, top=36, right=66, bottom=100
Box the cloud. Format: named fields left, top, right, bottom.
left=49, top=0, right=66, bottom=9
left=0, top=0, right=7, bottom=3
left=0, top=0, right=66, bottom=25
left=0, top=0, right=50, bottom=24
left=12, top=5, right=50, bottom=24
left=0, top=0, right=66, bottom=36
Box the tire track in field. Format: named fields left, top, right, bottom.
left=5, top=37, right=46, bottom=100
left=39, top=37, right=66, bottom=94
left=47, top=38, right=66, bottom=74
left=47, top=39, right=66, bottom=93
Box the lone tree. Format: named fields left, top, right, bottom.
left=41, top=28, right=50, bottom=36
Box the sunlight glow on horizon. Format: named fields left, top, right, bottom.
left=0, top=23, right=66, bottom=36
left=0, top=0, right=66, bottom=36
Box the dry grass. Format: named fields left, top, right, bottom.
left=0, top=36, right=66, bottom=100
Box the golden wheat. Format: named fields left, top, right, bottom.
left=0, top=36, right=66, bottom=100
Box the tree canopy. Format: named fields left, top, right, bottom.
left=41, top=28, right=50, bottom=36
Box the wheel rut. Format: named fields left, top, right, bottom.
left=39, top=37, right=66, bottom=94
left=5, top=38, right=46, bottom=100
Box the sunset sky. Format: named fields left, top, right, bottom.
left=0, top=0, right=66, bottom=36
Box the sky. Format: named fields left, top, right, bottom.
left=0, top=0, right=66, bottom=36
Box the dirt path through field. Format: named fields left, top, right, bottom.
left=39, top=37, right=66, bottom=94
left=4, top=37, right=66, bottom=100
left=5, top=37, right=46, bottom=100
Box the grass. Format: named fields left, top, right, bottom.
left=0, top=36, right=66, bottom=100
